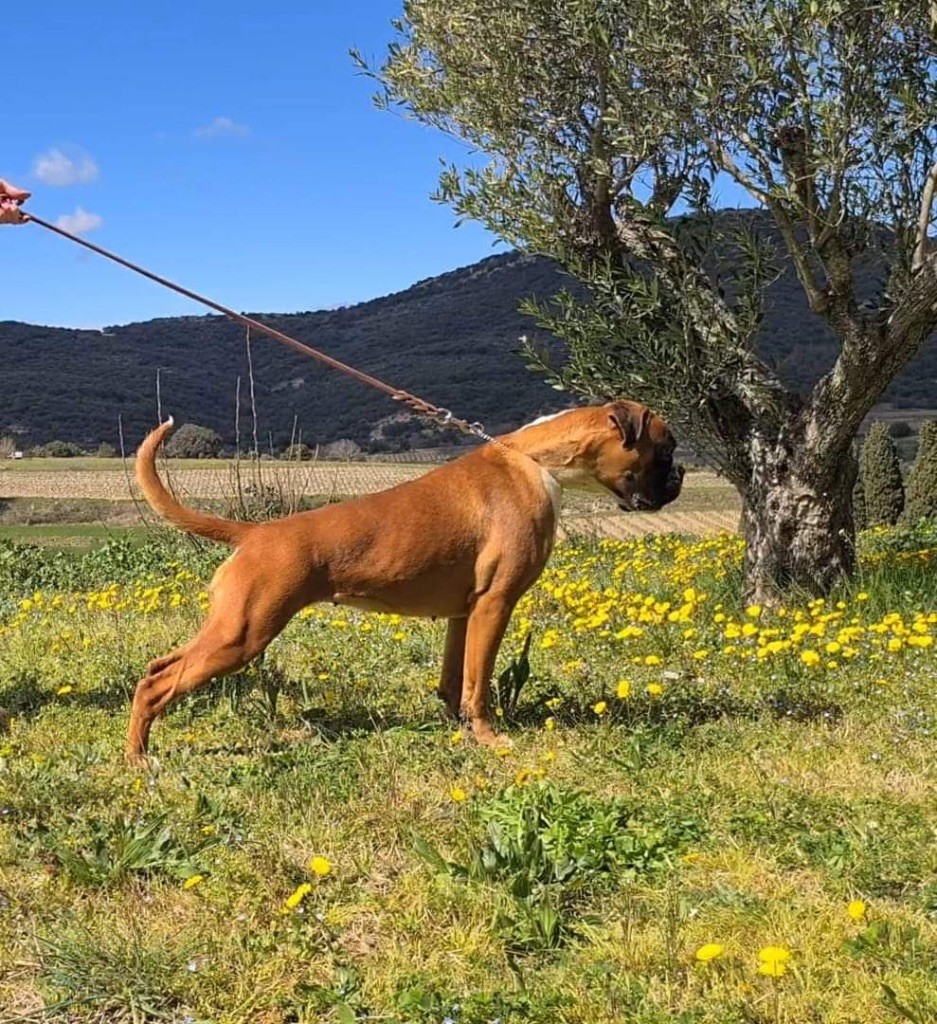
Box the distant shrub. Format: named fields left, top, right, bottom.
left=280, top=443, right=316, bottom=461
left=860, top=423, right=904, bottom=527
left=94, top=442, right=118, bottom=458
left=888, top=420, right=914, bottom=439
left=320, top=439, right=362, bottom=460
left=29, top=440, right=85, bottom=458
left=164, top=423, right=223, bottom=459
left=904, top=421, right=937, bottom=523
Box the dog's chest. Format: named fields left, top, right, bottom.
left=538, top=467, right=562, bottom=551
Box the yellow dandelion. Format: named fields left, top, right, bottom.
left=847, top=899, right=867, bottom=921
left=449, top=786, right=468, bottom=802
left=644, top=654, right=662, bottom=666
left=450, top=729, right=464, bottom=744
left=800, top=650, right=821, bottom=667
left=757, top=946, right=791, bottom=977
left=695, top=943, right=724, bottom=963
left=309, top=856, right=331, bottom=877
left=593, top=700, right=608, bottom=715
left=745, top=604, right=763, bottom=619
left=283, top=883, right=312, bottom=911
left=646, top=683, right=664, bottom=696
left=616, top=679, right=632, bottom=699
left=544, top=716, right=556, bottom=731
left=183, top=874, right=204, bottom=890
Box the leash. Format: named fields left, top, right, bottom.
left=16, top=206, right=496, bottom=445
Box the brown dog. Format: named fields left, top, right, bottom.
left=126, top=402, right=683, bottom=762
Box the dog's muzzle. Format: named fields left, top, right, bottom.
left=618, top=464, right=685, bottom=512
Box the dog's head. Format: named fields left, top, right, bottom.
left=593, top=401, right=684, bottom=512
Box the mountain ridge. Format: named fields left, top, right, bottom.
left=2, top=226, right=935, bottom=451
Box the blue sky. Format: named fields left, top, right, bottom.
left=5, top=2, right=755, bottom=330
left=4, top=1, right=506, bottom=328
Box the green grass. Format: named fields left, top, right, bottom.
left=0, top=531, right=935, bottom=1022
left=0, top=524, right=150, bottom=550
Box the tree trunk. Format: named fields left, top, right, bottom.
left=739, top=429, right=857, bottom=605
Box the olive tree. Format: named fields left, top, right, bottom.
left=360, top=0, right=937, bottom=601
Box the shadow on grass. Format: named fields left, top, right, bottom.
left=504, top=682, right=844, bottom=736
left=0, top=669, right=45, bottom=717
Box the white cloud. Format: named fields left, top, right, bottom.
left=193, top=116, right=250, bottom=139
left=33, top=148, right=99, bottom=186
left=55, top=207, right=104, bottom=235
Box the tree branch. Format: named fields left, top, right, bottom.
left=707, top=139, right=829, bottom=315
left=912, top=161, right=937, bottom=272
left=810, top=250, right=937, bottom=453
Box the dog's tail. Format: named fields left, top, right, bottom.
left=136, top=419, right=250, bottom=546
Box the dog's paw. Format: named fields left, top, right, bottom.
left=125, top=749, right=159, bottom=772
left=472, top=725, right=512, bottom=750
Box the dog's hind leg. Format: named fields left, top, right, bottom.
left=436, top=617, right=467, bottom=718
left=461, top=592, right=515, bottom=748
left=125, top=598, right=292, bottom=765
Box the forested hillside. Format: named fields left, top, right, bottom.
left=2, top=213, right=934, bottom=451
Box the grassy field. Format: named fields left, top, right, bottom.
left=1, top=525, right=936, bottom=1023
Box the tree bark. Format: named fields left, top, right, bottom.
left=739, top=423, right=857, bottom=605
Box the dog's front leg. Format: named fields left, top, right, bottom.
left=437, top=617, right=467, bottom=718
left=461, top=593, right=514, bottom=747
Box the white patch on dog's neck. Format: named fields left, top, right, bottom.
left=542, top=463, right=605, bottom=491
left=520, top=410, right=568, bottom=429
left=539, top=466, right=563, bottom=514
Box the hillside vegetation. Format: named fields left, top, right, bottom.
left=2, top=212, right=935, bottom=451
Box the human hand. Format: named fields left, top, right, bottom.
left=0, top=179, right=30, bottom=224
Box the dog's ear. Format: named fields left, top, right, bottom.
left=609, top=404, right=651, bottom=448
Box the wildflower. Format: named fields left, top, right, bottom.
left=544, top=716, right=556, bottom=731
left=644, top=654, right=662, bottom=666
left=757, top=946, right=791, bottom=977
left=800, top=650, right=821, bottom=667
left=449, top=787, right=468, bottom=802
left=282, top=883, right=312, bottom=912
left=593, top=700, right=607, bottom=715
left=847, top=899, right=866, bottom=921
left=183, top=874, right=204, bottom=890
left=745, top=604, right=763, bottom=619
left=695, top=943, right=724, bottom=963
left=616, top=679, right=632, bottom=699
left=309, top=856, right=332, bottom=877
left=646, top=683, right=664, bottom=696
left=56, top=685, right=73, bottom=696
left=857, top=592, right=869, bottom=601
left=450, top=729, right=463, bottom=744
